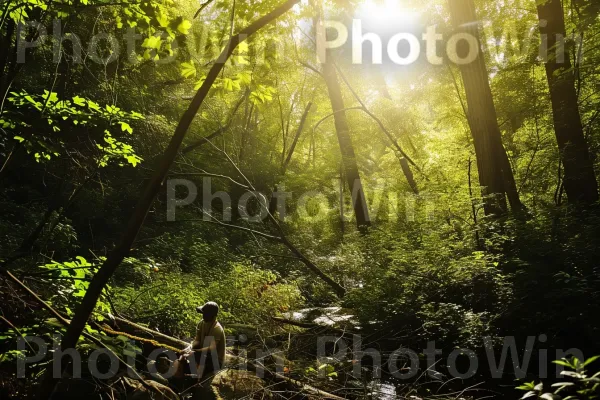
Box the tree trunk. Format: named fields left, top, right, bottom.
left=399, top=157, right=418, bottom=195
left=268, top=102, right=312, bottom=215
left=0, top=20, right=15, bottom=98
left=321, top=59, right=371, bottom=231
left=537, top=0, right=598, bottom=203
left=448, top=0, right=523, bottom=216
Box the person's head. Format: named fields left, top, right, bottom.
left=196, top=301, right=219, bottom=322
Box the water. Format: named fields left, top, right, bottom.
left=283, top=307, right=360, bottom=328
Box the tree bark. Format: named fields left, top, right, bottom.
left=268, top=102, right=312, bottom=215
left=282, top=102, right=312, bottom=170
left=321, top=58, right=371, bottom=231
left=37, top=1, right=302, bottom=397
left=537, top=0, right=598, bottom=203
left=399, top=157, right=418, bottom=195
left=448, top=0, right=524, bottom=216
left=0, top=19, right=15, bottom=99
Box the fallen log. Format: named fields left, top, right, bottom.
left=105, top=315, right=189, bottom=350
left=102, top=315, right=345, bottom=399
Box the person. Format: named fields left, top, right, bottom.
left=173, top=301, right=225, bottom=399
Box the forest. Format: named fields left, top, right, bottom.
left=1, top=0, right=600, bottom=397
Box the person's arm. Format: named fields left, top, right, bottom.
left=179, top=323, right=203, bottom=356
left=190, top=341, right=216, bottom=354
left=191, top=339, right=203, bottom=350
left=191, top=334, right=218, bottom=353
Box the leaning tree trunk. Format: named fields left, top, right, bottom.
left=448, top=0, right=523, bottom=216
left=321, top=59, right=371, bottom=231
left=537, top=0, right=598, bottom=203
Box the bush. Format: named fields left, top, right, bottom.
left=113, top=261, right=304, bottom=337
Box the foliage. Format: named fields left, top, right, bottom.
left=517, top=356, right=600, bottom=400
left=2, top=90, right=144, bottom=166
left=113, top=261, right=304, bottom=336
left=205, top=262, right=304, bottom=325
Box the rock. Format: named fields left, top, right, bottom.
left=212, top=369, right=270, bottom=399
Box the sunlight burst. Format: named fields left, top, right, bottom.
left=356, top=0, right=418, bottom=28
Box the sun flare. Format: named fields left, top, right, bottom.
left=356, top=0, right=419, bottom=28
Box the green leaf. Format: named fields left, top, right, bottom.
left=560, top=370, right=584, bottom=378
left=223, top=78, right=235, bottom=91
left=553, top=360, right=572, bottom=367
left=177, top=20, right=192, bottom=35
left=520, top=391, right=537, bottom=399
left=181, top=61, right=196, bottom=79
left=119, top=121, right=133, bottom=134
left=583, top=355, right=600, bottom=367
left=551, top=382, right=574, bottom=388
left=126, top=155, right=142, bottom=166
left=75, top=256, right=90, bottom=266
left=123, top=348, right=137, bottom=357
left=72, top=96, right=86, bottom=106
left=194, top=75, right=207, bottom=90
left=236, top=71, right=252, bottom=85
left=142, top=35, right=161, bottom=50
left=156, top=12, right=169, bottom=28
left=42, top=90, right=58, bottom=104
left=87, top=100, right=100, bottom=111
left=540, top=394, right=560, bottom=400
left=234, top=55, right=248, bottom=65
left=516, top=381, right=535, bottom=391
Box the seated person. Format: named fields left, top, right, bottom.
left=173, top=301, right=225, bottom=398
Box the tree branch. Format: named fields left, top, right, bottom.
left=204, top=139, right=346, bottom=297
left=333, top=62, right=423, bottom=176
left=169, top=170, right=251, bottom=189
left=180, top=215, right=284, bottom=242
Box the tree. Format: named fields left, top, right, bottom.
left=448, top=0, right=524, bottom=216
left=321, top=58, right=371, bottom=231
left=536, top=0, right=598, bottom=203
